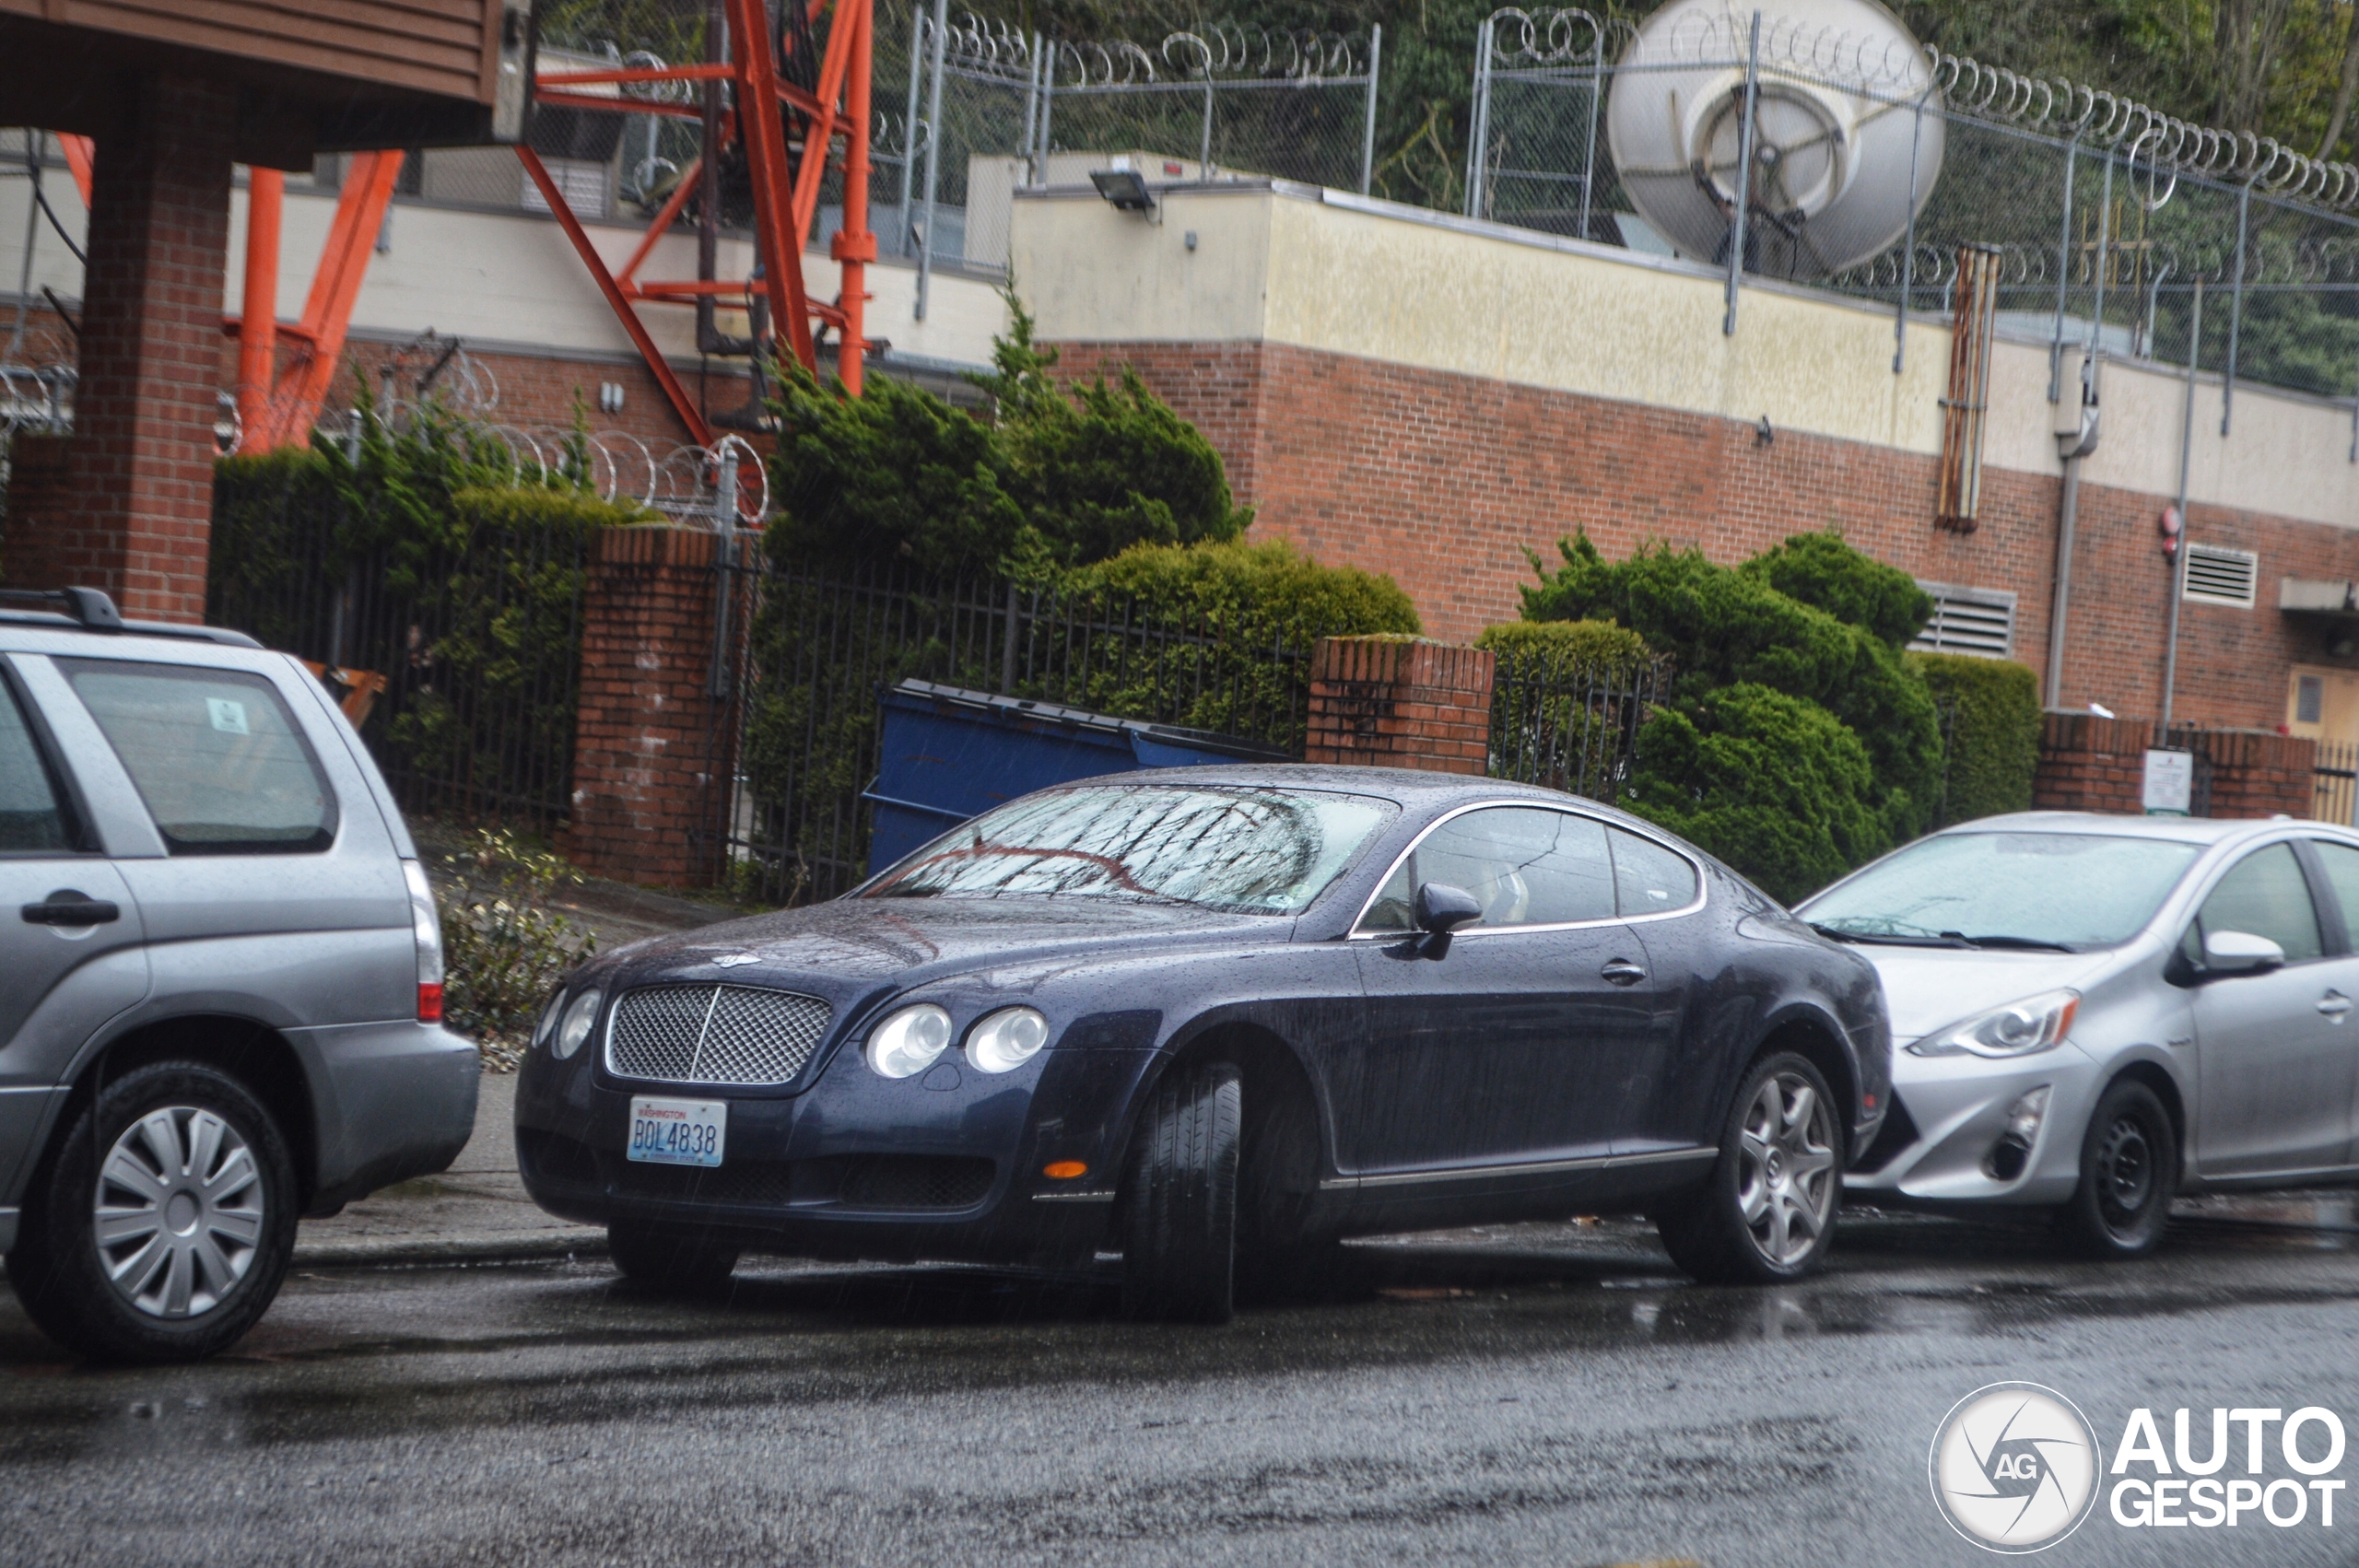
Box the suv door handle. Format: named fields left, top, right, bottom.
left=21, top=890, right=120, bottom=928
left=1601, top=958, right=1648, bottom=987
left=2320, top=990, right=2353, bottom=1021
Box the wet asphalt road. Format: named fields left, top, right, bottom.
left=8, top=1202, right=2359, bottom=1567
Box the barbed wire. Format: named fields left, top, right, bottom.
left=0, top=360, right=73, bottom=439
left=1828, top=232, right=2359, bottom=293
left=1484, top=8, right=1635, bottom=68
left=937, top=14, right=1372, bottom=88
left=1632, top=7, right=1933, bottom=96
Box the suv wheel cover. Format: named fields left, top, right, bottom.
left=92, top=1107, right=266, bottom=1318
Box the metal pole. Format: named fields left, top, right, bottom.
left=1020, top=32, right=1040, bottom=189
left=2221, top=179, right=2250, bottom=435
left=1465, top=17, right=1492, bottom=217
left=1579, top=31, right=1602, bottom=239
left=1001, top=579, right=1019, bottom=692
left=913, top=0, right=947, bottom=322
left=1038, top=41, right=1055, bottom=175
left=897, top=3, right=922, bottom=253
left=2049, top=130, right=2079, bottom=403
left=1359, top=24, right=1381, bottom=196
left=2047, top=451, right=2082, bottom=708
left=1894, top=91, right=1926, bottom=373
left=1200, top=59, right=1215, bottom=177
left=2087, top=147, right=2115, bottom=357
left=1722, top=11, right=1761, bottom=338
left=2162, top=279, right=2201, bottom=734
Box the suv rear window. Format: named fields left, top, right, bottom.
left=62, top=661, right=335, bottom=854
left=0, top=680, right=69, bottom=853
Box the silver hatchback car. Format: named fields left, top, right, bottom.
left=0, top=589, right=477, bottom=1362
left=1798, top=812, right=2359, bottom=1257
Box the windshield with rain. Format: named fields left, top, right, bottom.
left=863, top=785, right=1397, bottom=914
left=1799, top=832, right=2202, bottom=951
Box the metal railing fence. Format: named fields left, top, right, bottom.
left=2317, top=738, right=2357, bottom=826
left=719, top=557, right=1347, bottom=904
left=1486, top=646, right=1669, bottom=804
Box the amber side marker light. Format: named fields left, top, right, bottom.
left=1042, top=1161, right=1088, bottom=1180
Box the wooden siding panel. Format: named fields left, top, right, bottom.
left=3, top=0, right=496, bottom=103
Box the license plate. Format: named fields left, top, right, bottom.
left=627, top=1096, right=726, bottom=1167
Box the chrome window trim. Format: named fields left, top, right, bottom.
left=1344, top=798, right=1708, bottom=941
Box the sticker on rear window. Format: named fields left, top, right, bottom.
left=205, top=698, right=249, bottom=735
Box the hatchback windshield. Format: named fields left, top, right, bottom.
left=864, top=785, right=1397, bottom=913
left=1800, top=832, right=2202, bottom=951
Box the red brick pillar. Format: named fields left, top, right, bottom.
left=0, top=77, right=236, bottom=622
left=2032, top=713, right=2155, bottom=813
left=2188, top=730, right=2318, bottom=819
left=1303, top=636, right=1496, bottom=775
left=559, top=526, right=736, bottom=887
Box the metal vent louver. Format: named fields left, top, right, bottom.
left=605, top=983, right=833, bottom=1087
left=1909, top=582, right=2015, bottom=659
left=2184, top=545, right=2259, bottom=608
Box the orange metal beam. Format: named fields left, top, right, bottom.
left=273, top=149, right=405, bottom=446
left=236, top=168, right=282, bottom=453
left=616, top=156, right=704, bottom=288
left=57, top=134, right=93, bottom=207
left=834, top=0, right=874, bottom=395
left=729, top=0, right=817, bottom=370
left=518, top=145, right=713, bottom=447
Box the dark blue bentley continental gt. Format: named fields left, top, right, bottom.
left=514, top=766, right=1891, bottom=1320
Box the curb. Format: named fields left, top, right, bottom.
left=293, top=1231, right=608, bottom=1269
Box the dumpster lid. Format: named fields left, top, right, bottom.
left=886, top=679, right=1292, bottom=761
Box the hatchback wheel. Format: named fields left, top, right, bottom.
left=607, top=1222, right=739, bottom=1291
left=6, top=1061, right=297, bottom=1364
left=1121, top=1061, right=1240, bottom=1323
left=2060, top=1079, right=2176, bottom=1258
left=1655, top=1052, right=1841, bottom=1284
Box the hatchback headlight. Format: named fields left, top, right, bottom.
left=1907, top=989, right=2080, bottom=1059
left=967, top=1007, right=1049, bottom=1073
left=866, top=1003, right=953, bottom=1078
left=554, top=988, right=603, bottom=1059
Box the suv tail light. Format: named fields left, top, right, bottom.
left=402, top=860, right=444, bottom=1024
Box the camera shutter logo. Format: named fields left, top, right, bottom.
left=1930, top=1383, right=2104, bottom=1552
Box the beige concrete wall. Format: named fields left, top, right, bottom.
left=1011, top=181, right=2359, bottom=532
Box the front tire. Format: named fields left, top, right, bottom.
left=6, top=1061, right=298, bottom=1364
left=1121, top=1061, right=1240, bottom=1323
left=607, top=1222, right=739, bottom=1291
left=1655, top=1052, right=1841, bottom=1284
left=2059, top=1079, right=2176, bottom=1258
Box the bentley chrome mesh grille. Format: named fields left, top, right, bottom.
left=605, top=983, right=833, bottom=1087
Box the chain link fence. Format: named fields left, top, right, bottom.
left=1466, top=6, right=2359, bottom=411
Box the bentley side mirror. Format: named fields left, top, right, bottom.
left=1414, top=882, right=1483, bottom=938
left=2203, top=930, right=2286, bottom=976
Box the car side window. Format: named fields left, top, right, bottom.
left=2310, top=840, right=2359, bottom=951
left=2192, top=843, right=2324, bottom=965
left=0, top=679, right=70, bottom=854
left=1359, top=806, right=1616, bottom=931
left=1609, top=826, right=1698, bottom=917
left=59, top=660, right=337, bottom=856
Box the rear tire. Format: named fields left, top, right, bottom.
left=1121, top=1061, right=1240, bottom=1323
left=2059, top=1079, right=2176, bottom=1259
left=607, top=1222, right=739, bottom=1291
left=1654, top=1052, right=1841, bottom=1285
left=6, top=1061, right=298, bottom=1364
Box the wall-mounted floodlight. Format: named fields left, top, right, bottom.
left=1090, top=168, right=1156, bottom=213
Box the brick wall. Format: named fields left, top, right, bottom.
left=4, top=76, right=236, bottom=621
left=1055, top=338, right=2359, bottom=734
left=2188, top=730, right=2317, bottom=819
left=1303, top=636, right=1495, bottom=775
left=559, top=525, right=743, bottom=887
left=2034, top=712, right=2317, bottom=818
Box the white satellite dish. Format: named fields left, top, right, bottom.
left=1604, top=0, right=1942, bottom=278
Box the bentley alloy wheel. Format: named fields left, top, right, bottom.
left=1654, top=1051, right=1843, bottom=1284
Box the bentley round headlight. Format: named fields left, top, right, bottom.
left=532, top=990, right=566, bottom=1052
left=554, top=988, right=603, bottom=1059
left=966, top=1007, right=1049, bottom=1073
left=866, top=1003, right=953, bottom=1078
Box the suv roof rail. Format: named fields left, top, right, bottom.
left=0, top=587, right=263, bottom=648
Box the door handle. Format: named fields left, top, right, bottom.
left=2320, top=990, right=2353, bottom=1021
left=21, top=890, right=120, bottom=928
left=1601, top=958, right=1648, bottom=987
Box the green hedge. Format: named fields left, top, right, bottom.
left=1911, top=652, right=2042, bottom=827
left=1473, top=617, right=1653, bottom=673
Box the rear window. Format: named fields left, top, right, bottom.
left=62, top=661, right=335, bottom=855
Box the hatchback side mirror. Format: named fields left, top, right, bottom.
left=2204, top=929, right=2286, bottom=976
left=1414, top=882, right=1483, bottom=936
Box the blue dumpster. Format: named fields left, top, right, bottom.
left=863, top=679, right=1293, bottom=874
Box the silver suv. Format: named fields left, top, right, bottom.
left=0, top=588, right=476, bottom=1362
